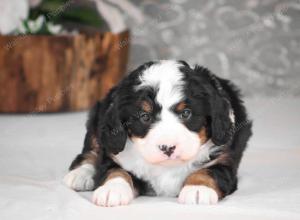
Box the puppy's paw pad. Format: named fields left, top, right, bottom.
left=63, top=164, right=95, bottom=191
left=178, top=185, right=218, bottom=205
left=92, top=178, right=134, bottom=207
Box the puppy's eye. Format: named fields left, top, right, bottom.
left=180, top=109, right=192, bottom=120
left=140, top=112, right=151, bottom=123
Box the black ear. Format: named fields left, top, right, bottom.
left=100, top=99, right=127, bottom=155
left=209, top=92, right=234, bottom=146
left=192, top=66, right=235, bottom=146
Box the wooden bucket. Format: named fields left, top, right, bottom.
left=0, top=30, right=129, bottom=113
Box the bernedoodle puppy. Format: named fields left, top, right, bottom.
left=63, top=60, right=252, bottom=206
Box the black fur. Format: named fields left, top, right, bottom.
left=68, top=60, right=252, bottom=199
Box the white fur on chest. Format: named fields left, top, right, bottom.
left=113, top=139, right=216, bottom=197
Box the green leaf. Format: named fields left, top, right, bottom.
left=29, top=0, right=103, bottom=28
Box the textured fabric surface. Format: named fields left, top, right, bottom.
left=0, top=98, right=300, bottom=220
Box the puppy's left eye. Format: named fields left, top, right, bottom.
left=180, top=109, right=192, bottom=120
left=140, top=112, right=151, bottom=124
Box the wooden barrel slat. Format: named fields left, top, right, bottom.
left=0, top=30, right=130, bottom=113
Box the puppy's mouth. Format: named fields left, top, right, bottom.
left=156, top=158, right=186, bottom=166
left=149, top=148, right=201, bottom=166
left=152, top=153, right=195, bottom=166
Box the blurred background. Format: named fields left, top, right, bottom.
left=1, top=0, right=300, bottom=114
left=125, top=0, right=300, bottom=97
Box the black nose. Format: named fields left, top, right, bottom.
left=158, top=145, right=176, bottom=157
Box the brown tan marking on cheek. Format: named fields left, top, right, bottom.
left=198, top=127, right=208, bottom=145
left=141, top=101, right=152, bottom=113
left=104, top=169, right=136, bottom=194
left=183, top=169, right=223, bottom=198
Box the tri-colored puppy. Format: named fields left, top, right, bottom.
left=64, top=60, right=252, bottom=206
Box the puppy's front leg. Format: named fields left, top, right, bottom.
left=63, top=132, right=100, bottom=191
left=179, top=164, right=236, bottom=205
left=63, top=152, right=97, bottom=191
left=93, top=169, right=136, bottom=207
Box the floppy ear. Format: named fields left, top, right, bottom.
left=209, top=92, right=234, bottom=146
left=100, top=100, right=127, bottom=155
left=192, top=66, right=235, bottom=146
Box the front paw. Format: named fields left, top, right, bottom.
left=63, top=164, right=95, bottom=191
left=92, top=177, right=134, bottom=207
left=178, top=185, right=219, bottom=205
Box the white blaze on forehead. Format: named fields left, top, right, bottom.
left=136, top=60, right=185, bottom=107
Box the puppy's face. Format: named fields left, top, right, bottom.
left=120, top=61, right=210, bottom=165
left=129, top=98, right=207, bottom=165
left=102, top=60, right=234, bottom=166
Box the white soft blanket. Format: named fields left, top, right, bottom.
left=1, top=98, right=300, bottom=220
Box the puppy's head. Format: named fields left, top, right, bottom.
left=100, top=60, right=234, bottom=165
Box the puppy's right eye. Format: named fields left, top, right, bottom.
left=179, top=109, right=192, bottom=120
left=140, top=112, right=151, bottom=124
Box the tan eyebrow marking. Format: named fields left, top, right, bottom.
left=175, top=101, right=187, bottom=112
left=141, top=100, right=152, bottom=112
